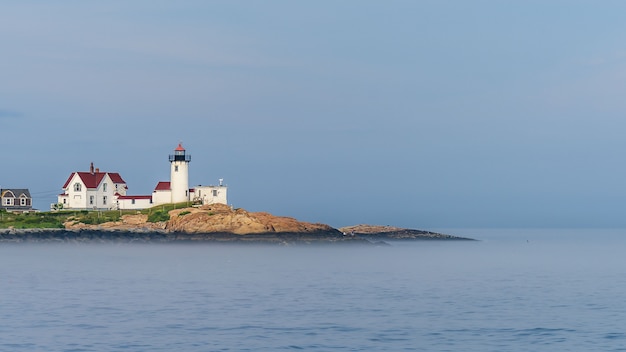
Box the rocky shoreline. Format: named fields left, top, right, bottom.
left=0, top=227, right=473, bottom=245
left=338, top=224, right=473, bottom=241
left=0, top=228, right=371, bottom=245
left=0, top=204, right=475, bottom=244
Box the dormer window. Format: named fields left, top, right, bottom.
left=74, top=183, right=82, bottom=192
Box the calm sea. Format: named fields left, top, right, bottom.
left=2, top=229, right=626, bottom=351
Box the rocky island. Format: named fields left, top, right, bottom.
left=0, top=204, right=473, bottom=244
left=339, top=224, right=469, bottom=240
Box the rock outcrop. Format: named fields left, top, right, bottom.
left=339, top=224, right=474, bottom=240
left=64, top=203, right=340, bottom=236
left=166, top=204, right=336, bottom=234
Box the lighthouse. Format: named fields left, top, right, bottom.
left=169, top=143, right=190, bottom=203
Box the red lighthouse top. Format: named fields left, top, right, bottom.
left=169, top=143, right=191, bottom=162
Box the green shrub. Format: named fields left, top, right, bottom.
left=81, top=217, right=95, bottom=225
left=148, top=211, right=170, bottom=223
left=178, top=211, right=191, bottom=217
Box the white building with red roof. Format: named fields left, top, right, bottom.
left=57, top=144, right=227, bottom=211
left=152, top=181, right=172, bottom=205
left=144, top=143, right=227, bottom=208
left=58, top=163, right=129, bottom=210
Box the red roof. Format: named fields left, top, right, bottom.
left=62, top=173, right=76, bottom=189
left=116, top=195, right=152, bottom=200
left=62, top=171, right=127, bottom=189
left=108, top=173, right=126, bottom=184
left=154, top=181, right=171, bottom=191
left=175, top=143, right=185, bottom=151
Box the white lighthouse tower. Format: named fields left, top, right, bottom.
left=169, top=143, right=190, bottom=203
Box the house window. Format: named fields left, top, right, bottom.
left=212, top=190, right=218, bottom=197
left=103, top=183, right=107, bottom=192
left=20, top=198, right=26, bottom=206
left=103, top=196, right=107, bottom=205
left=4, top=198, right=12, bottom=206
left=74, top=183, right=82, bottom=192
left=175, top=165, right=179, bottom=172
left=89, top=196, right=94, bottom=205
left=131, top=199, right=135, bottom=204
left=63, top=199, right=67, bottom=204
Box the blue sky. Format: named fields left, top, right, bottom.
left=2, top=1, right=626, bottom=228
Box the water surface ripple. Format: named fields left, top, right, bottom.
left=1, top=229, right=626, bottom=351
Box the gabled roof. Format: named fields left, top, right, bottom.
left=108, top=173, right=126, bottom=184
left=62, top=172, right=127, bottom=189
left=1, top=189, right=31, bottom=198
left=154, top=181, right=171, bottom=191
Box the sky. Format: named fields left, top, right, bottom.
left=2, top=1, right=626, bottom=229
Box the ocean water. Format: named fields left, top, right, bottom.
left=2, top=229, right=626, bottom=351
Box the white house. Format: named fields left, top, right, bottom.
left=57, top=144, right=228, bottom=211
left=58, top=163, right=129, bottom=210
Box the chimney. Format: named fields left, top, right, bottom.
left=90, top=162, right=94, bottom=174
left=95, top=168, right=100, bottom=173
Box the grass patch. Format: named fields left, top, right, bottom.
left=139, top=202, right=192, bottom=214
left=0, top=211, right=66, bottom=229
left=147, top=211, right=170, bottom=223
left=0, top=202, right=193, bottom=228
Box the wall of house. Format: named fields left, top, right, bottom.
left=114, top=183, right=127, bottom=196
left=191, top=186, right=228, bottom=205
left=57, top=195, right=68, bottom=208
left=117, top=198, right=153, bottom=210
left=152, top=190, right=172, bottom=206
left=92, top=174, right=118, bottom=209
left=65, top=175, right=88, bottom=209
